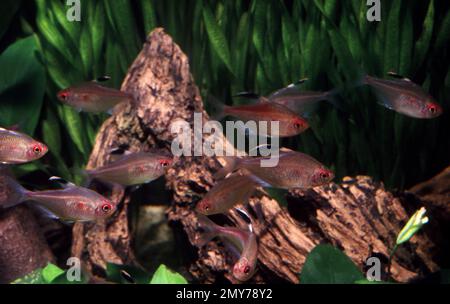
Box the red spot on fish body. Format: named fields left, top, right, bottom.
left=76, top=201, right=85, bottom=210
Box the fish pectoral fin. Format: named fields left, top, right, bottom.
left=29, top=204, right=60, bottom=220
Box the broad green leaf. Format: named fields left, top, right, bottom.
left=150, top=264, right=188, bottom=284
left=0, top=36, right=46, bottom=135
left=301, top=244, right=364, bottom=284
left=42, top=263, right=65, bottom=283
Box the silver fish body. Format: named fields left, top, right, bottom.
left=363, top=75, right=443, bottom=119
left=0, top=127, right=48, bottom=164
left=85, top=152, right=173, bottom=186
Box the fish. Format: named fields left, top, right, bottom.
left=0, top=175, right=116, bottom=222
left=85, top=152, right=173, bottom=186
left=215, top=149, right=334, bottom=189
left=195, top=214, right=258, bottom=282
left=195, top=174, right=258, bottom=215
left=362, top=74, right=443, bottom=119
left=0, top=127, right=48, bottom=164
left=57, top=81, right=132, bottom=113
left=210, top=96, right=309, bottom=137
left=237, top=79, right=339, bottom=117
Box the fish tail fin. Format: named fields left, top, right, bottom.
left=0, top=175, right=29, bottom=208
left=195, top=214, right=220, bottom=247
left=205, top=94, right=229, bottom=120
left=214, top=156, right=241, bottom=180
left=74, top=168, right=93, bottom=187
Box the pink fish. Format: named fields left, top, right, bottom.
left=362, top=74, right=443, bottom=119
left=0, top=175, right=116, bottom=222
left=195, top=214, right=258, bottom=282
left=195, top=174, right=258, bottom=215
left=57, top=82, right=132, bottom=113
left=213, top=98, right=309, bottom=137
left=216, top=150, right=334, bottom=189
left=85, top=152, right=173, bottom=186
left=0, top=127, right=48, bottom=164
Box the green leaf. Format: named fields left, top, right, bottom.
left=42, top=263, right=65, bottom=283
left=383, top=0, right=401, bottom=73
left=300, top=244, right=364, bottom=284
left=150, top=264, right=188, bottom=284
left=140, top=0, right=157, bottom=34
left=11, top=263, right=64, bottom=284
left=413, top=0, right=435, bottom=69
left=0, top=36, right=46, bottom=135
left=203, top=4, right=234, bottom=75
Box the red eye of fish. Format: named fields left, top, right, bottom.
left=59, top=91, right=69, bottom=100
left=427, top=104, right=437, bottom=114
left=160, top=159, right=170, bottom=167
left=243, top=265, right=251, bottom=274
left=320, top=172, right=329, bottom=179
left=102, top=203, right=112, bottom=213
left=33, top=145, right=42, bottom=155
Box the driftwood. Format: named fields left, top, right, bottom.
left=71, top=28, right=445, bottom=283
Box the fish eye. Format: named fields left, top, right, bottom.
left=204, top=203, right=210, bottom=211
left=243, top=265, right=251, bottom=274
left=102, top=203, right=112, bottom=213
left=294, top=122, right=302, bottom=129
left=59, top=92, right=68, bottom=100
left=428, top=105, right=436, bottom=113
left=160, top=160, right=170, bottom=167
left=33, top=145, right=42, bottom=154
left=320, top=172, right=329, bottom=179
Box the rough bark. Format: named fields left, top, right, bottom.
left=0, top=206, right=54, bottom=283
left=72, top=28, right=443, bottom=283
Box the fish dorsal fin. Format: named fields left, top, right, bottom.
left=108, top=147, right=133, bottom=162
left=269, top=78, right=309, bottom=99
left=93, top=75, right=111, bottom=83
left=234, top=207, right=254, bottom=233
left=49, top=176, right=77, bottom=189
left=234, top=91, right=261, bottom=99
left=280, top=147, right=294, bottom=153
left=109, top=147, right=132, bottom=156
left=387, top=71, right=412, bottom=82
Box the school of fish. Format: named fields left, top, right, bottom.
left=0, top=71, right=443, bottom=282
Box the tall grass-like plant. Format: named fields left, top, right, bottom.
left=26, top=0, right=450, bottom=189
